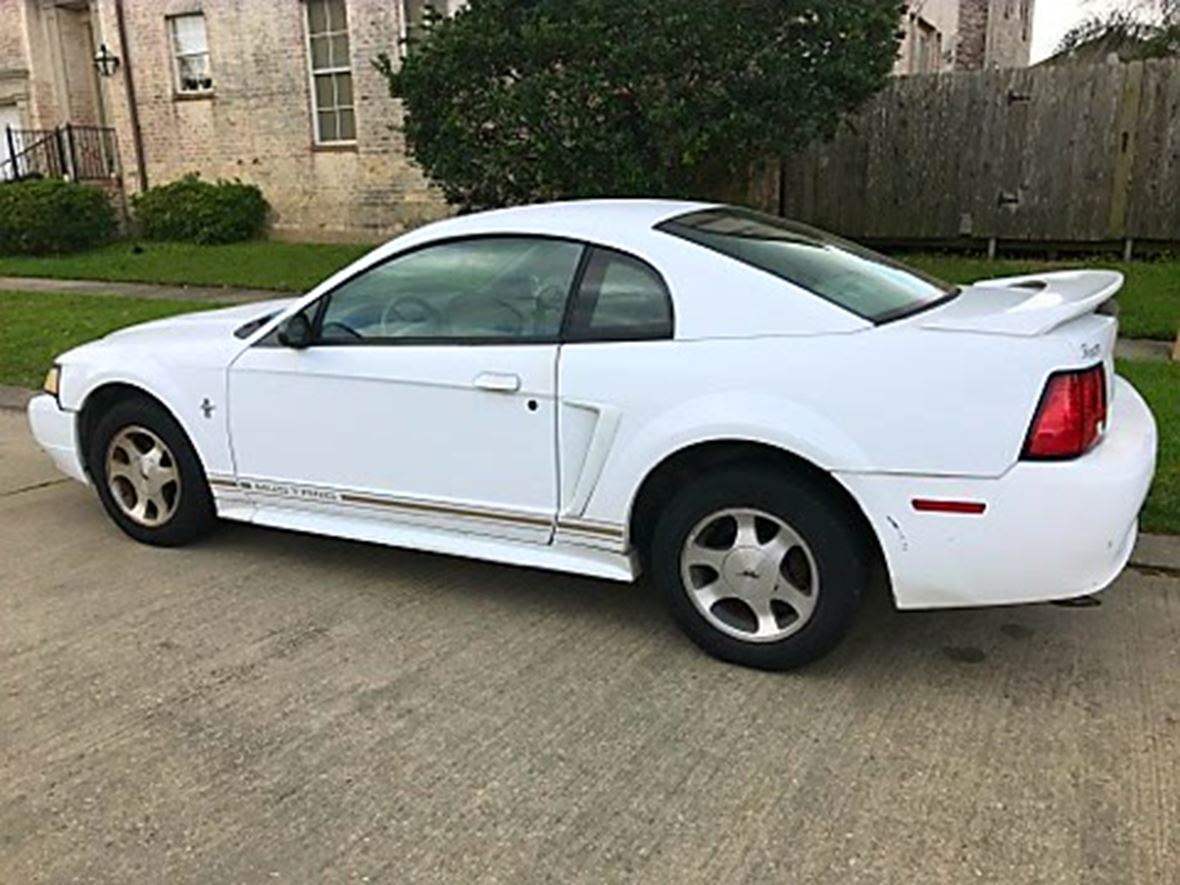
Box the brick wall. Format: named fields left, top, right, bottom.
left=92, top=0, right=449, bottom=242
left=985, top=0, right=1034, bottom=69
left=957, top=0, right=1034, bottom=70
left=895, top=0, right=960, bottom=74
left=957, top=0, right=989, bottom=70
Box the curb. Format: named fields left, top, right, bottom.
left=1115, top=338, right=1175, bottom=363
left=1131, top=534, right=1180, bottom=573
left=0, top=385, right=33, bottom=412
left=2, top=376, right=1177, bottom=571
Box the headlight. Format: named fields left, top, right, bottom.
left=43, top=364, right=61, bottom=398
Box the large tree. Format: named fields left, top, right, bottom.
left=1055, top=0, right=1180, bottom=62
left=378, top=0, right=903, bottom=211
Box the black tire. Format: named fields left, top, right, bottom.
left=87, top=396, right=217, bottom=547
left=650, top=466, right=870, bottom=671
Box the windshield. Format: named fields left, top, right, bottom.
left=657, top=208, right=957, bottom=323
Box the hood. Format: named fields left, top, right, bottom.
left=919, top=270, right=1122, bottom=337
left=101, top=298, right=296, bottom=345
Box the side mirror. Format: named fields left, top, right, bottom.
left=277, top=313, right=312, bottom=349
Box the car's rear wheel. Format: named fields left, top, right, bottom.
left=88, top=397, right=216, bottom=546
left=650, top=466, right=869, bottom=670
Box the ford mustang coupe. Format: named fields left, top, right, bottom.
left=28, top=201, right=1157, bottom=670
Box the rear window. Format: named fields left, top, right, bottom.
left=657, top=207, right=957, bottom=323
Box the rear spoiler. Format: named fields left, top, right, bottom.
left=921, top=270, right=1124, bottom=337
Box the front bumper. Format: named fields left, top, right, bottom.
left=27, top=394, right=89, bottom=484
left=838, top=376, right=1158, bottom=609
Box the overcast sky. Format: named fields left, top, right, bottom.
left=1030, top=0, right=1126, bottom=61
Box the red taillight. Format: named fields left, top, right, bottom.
left=1022, top=365, right=1107, bottom=460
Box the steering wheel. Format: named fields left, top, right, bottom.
left=447, top=291, right=527, bottom=336
left=532, top=282, right=569, bottom=334
left=381, top=295, right=442, bottom=337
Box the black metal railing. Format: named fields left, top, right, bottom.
left=2, top=124, right=119, bottom=182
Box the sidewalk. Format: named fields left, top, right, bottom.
left=0, top=275, right=289, bottom=305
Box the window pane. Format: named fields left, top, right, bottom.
left=326, top=0, right=347, bottom=31
left=307, top=0, right=328, bottom=35
left=314, top=74, right=334, bottom=110
left=317, top=110, right=338, bottom=142
left=658, top=208, right=956, bottom=323
left=177, top=53, right=213, bottom=92
left=405, top=0, right=428, bottom=29
left=319, top=238, right=583, bottom=342
left=171, top=14, right=208, bottom=55
left=571, top=249, right=672, bottom=340
left=337, top=107, right=356, bottom=141
left=309, top=35, right=330, bottom=70
left=329, top=34, right=350, bottom=68
left=335, top=72, right=353, bottom=106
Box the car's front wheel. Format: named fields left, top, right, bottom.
left=650, top=466, right=870, bottom=670
left=87, top=397, right=216, bottom=547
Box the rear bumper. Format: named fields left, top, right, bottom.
left=27, top=394, right=89, bottom=484
left=838, top=376, right=1157, bottom=609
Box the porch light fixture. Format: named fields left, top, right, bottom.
left=94, top=43, right=121, bottom=78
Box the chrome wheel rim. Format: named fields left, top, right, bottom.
left=679, top=508, right=819, bottom=644
left=105, top=426, right=181, bottom=527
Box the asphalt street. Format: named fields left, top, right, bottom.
left=2, top=408, right=1178, bottom=884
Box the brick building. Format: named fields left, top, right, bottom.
left=1, top=1, right=1036, bottom=242
left=896, top=0, right=1035, bottom=74
left=0, top=0, right=456, bottom=241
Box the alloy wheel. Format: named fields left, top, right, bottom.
left=105, top=425, right=182, bottom=527
left=679, top=507, right=819, bottom=643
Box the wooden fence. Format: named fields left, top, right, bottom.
left=775, top=59, right=1180, bottom=252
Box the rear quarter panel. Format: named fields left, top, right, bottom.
left=564, top=319, right=1119, bottom=532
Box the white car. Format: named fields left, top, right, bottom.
left=28, top=201, right=1157, bottom=669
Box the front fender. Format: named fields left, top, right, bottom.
left=60, top=352, right=234, bottom=479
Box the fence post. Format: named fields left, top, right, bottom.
left=64, top=124, right=79, bottom=181
left=1108, top=62, right=1144, bottom=242
left=4, top=126, right=16, bottom=179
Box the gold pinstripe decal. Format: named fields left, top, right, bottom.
left=209, top=476, right=626, bottom=538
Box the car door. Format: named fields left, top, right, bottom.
left=227, top=236, right=585, bottom=544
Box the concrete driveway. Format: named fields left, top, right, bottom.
left=2, top=408, right=1178, bottom=884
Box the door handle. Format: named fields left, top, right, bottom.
left=473, top=372, right=521, bottom=393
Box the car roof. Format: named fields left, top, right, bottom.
left=400, top=199, right=716, bottom=246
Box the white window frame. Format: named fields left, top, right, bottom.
left=304, top=0, right=356, bottom=145
left=168, top=13, right=213, bottom=95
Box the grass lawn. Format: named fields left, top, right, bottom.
left=1, top=290, right=1175, bottom=534
left=0, top=240, right=371, bottom=294
left=0, top=292, right=220, bottom=390
left=907, top=255, right=1180, bottom=342
left=1119, top=360, right=1180, bottom=536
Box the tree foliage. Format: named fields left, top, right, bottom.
left=1055, top=0, right=1180, bottom=62
left=378, top=0, right=903, bottom=210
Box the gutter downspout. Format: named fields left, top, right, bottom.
left=114, top=0, right=147, bottom=191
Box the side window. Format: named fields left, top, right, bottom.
left=317, top=237, right=583, bottom=343
left=168, top=13, right=213, bottom=94
left=566, top=247, right=673, bottom=342
left=306, top=0, right=355, bottom=143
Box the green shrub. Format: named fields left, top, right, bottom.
left=378, top=0, right=902, bottom=210
left=132, top=174, right=268, bottom=244
left=0, top=178, right=118, bottom=255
